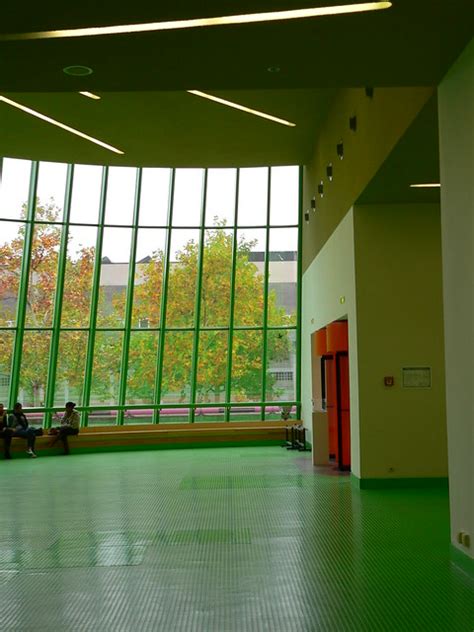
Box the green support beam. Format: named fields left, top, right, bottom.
left=260, top=167, right=271, bottom=421
left=224, top=169, right=240, bottom=421
left=189, top=170, right=208, bottom=423
left=81, top=167, right=108, bottom=427
left=117, top=168, right=142, bottom=425
left=44, top=164, right=74, bottom=428
left=152, top=170, right=175, bottom=424
left=9, top=161, right=38, bottom=408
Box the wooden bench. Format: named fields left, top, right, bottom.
left=5, top=421, right=294, bottom=457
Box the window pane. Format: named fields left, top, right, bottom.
left=265, top=404, right=297, bottom=421
left=90, top=331, right=123, bottom=406
left=270, top=166, right=299, bottom=225
left=161, top=331, right=193, bottom=404
left=104, top=167, right=137, bottom=226
left=266, top=329, right=296, bottom=401
left=196, top=331, right=228, bottom=404
left=0, top=221, right=25, bottom=326
left=201, top=228, right=232, bottom=327
left=205, top=169, right=236, bottom=226
left=237, top=168, right=268, bottom=226
left=36, top=161, right=68, bottom=222
left=231, top=330, right=262, bottom=402
left=159, top=407, right=190, bottom=424
left=18, top=330, right=51, bottom=407
left=69, top=164, right=103, bottom=224
left=139, top=168, right=171, bottom=226
left=132, top=229, right=166, bottom=328
left=0, top=158, right=31, bottom=220
left=195, top=406, right=225, bottom=422
left=61, top=226, right=97, bottom=328
left=126, top=330, right=159, bottom=404
left=172, top=169, right=203, bottom=227
left=54, top=330, right=88, bottom=406
left=166, top=229, right=199, bottom=328
left=88, top=409, right=119, bottom=426
left=0, top=331, right=14, bottom=403
left=25, top=223, right=61, bottom=328
left=97, top=228, right=132, bottom=327
left=229, top=405, right=261, bottom=422
left=267, top=228, right=298, bottom=326
left=233, top=229, right=266, bottom=327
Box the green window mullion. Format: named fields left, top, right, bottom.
left=43, top=163, right=74, bottom=428
left=152, top=170, right=175, bottom=424
left=8, top=161, right=38, bottom=408
left=117, top=168, right=142, bottom=425
left=189, top=170, right=208, bottom=423
left=296, top=166, right=303, bottom=419
left=224, top=169, right=240, bottom=421
left=260, top=167, right=272, bottom=420
left=81, top=166, right=108, bottom=427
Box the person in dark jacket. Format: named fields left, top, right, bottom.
left=8, top=402, right=37, bottom=458
left=0, top=402, right=13, bottom=459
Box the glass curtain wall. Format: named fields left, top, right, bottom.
left=0, top=158, right=301, bottom=426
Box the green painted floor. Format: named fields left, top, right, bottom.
left=0, top=447, right=472, bottom=631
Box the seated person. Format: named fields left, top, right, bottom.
left=50, top=402, right=80, bottom=455
left=8, top=402, right=37, bottom=458
left=0, top=402, right=13, bottom=460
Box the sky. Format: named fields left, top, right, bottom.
left=0, top=158, right=299, bottom=261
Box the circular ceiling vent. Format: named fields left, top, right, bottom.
left=63, top=65, right=94, bottom=76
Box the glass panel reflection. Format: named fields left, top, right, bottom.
left=90, top=331, right=123, bottom=406
left=233, top=229, right=266, bottom=327
left=0, top=221, right=25, bottom=326
left=18, top=330, right=51, bottom=408
left=265, top=329, right=296, bottom=402
left=231, top=329, right=263, bottom=402
left=161, top=331, right=193, bottom=404
left=0, top=158, right=31, bottom=220
left=54, top=330, right=88, bottom=406
left=196, top=331, right=228, bottom=404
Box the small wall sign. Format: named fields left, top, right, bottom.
left=402, top=367, right=431, bottom=388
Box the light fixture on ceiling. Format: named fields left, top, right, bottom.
left=336, top=141, right=344, bottom=160
left=318, top=181, right=324, bottom=198
left=79, top=91, right=101, bottom=100
left=305, top=209, right=310, bottom=224
left=187, top=90, right=296, bottom=127
left=0, top=95, right=124, bottom=155
left=63, top=65, right=94, bottom=76
left=267, top=65, right=281, bottom=73
left=410, top=183, right=441, bottom=188
left=0, top=3, right=392, bottom=40
left=311, top=197, right=317, bottom=212
left=326, top=164, right=333, bottom=181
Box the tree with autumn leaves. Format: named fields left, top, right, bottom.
left=0, top=203, right=294, bottom=408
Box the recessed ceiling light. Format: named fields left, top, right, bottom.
left=1, top=3, right=392, bottom=40
left=187, top=90, right=296, bottom=127
left=63, top=65, right=94, bottom=76
left=79, top=91, right=101, bottom=100
left=410, top=183, right=441, bottom=188
left=0, top=95, right=123, bottom=154
left=267, top=66, right=281, bottom=73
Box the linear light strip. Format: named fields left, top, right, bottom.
left=0, top=95, right=124, bottom=155
left=188, top=90, right=296, bottom=127
left=410, top=183, right=441, bottom=188
left=79, top=91, right=101, bottom=100
left=0, top=3, right=392, bottom=40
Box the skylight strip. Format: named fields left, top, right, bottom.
left=187, top=90, right=296, bottom=127
left=79, top=91, right=101, bottom=100
left=410, top=183, right=441, bottom=188
left=0, top=3, right=392, bottom=41
left=0, top=95, right=124, bottom=154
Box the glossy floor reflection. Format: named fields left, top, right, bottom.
left=0, top=447, right=472, bottom=631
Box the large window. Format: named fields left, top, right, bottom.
left=0, top=158, right=301, bottom=425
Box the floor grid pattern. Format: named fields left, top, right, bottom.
left=0, top=447, right=472, bottom=631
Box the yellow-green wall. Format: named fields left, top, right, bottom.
left=303, top=87, right=434, bottom=270
left=354, top=203, right=447, bottom=479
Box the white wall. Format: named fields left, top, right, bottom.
left=438, top=38, right=474, bottom=558
left=301, top=209, right=360, bottom=476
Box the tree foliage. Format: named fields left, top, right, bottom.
left=0, top=203, right=294, bottom=408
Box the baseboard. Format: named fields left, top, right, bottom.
left=450, top=545, right=474, bottom=580
left=351, top=474, right=449, bottom=490
left=3, top=439, right=283, bottom=459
